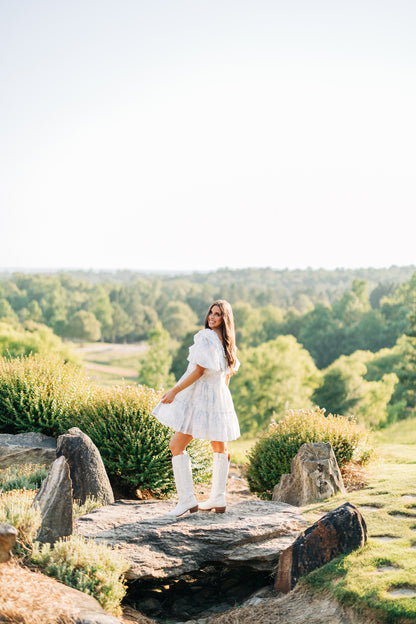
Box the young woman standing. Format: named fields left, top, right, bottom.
left=152, top=299, right=240, bottom=517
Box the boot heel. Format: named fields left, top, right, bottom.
left=190, top=505, right=199, bottom=513
left=214, top=506, right=226, bottom=513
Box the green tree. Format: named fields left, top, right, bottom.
left=66, top=311, right=101, bottom=343
left=91, top=291, right=114, bottom=341
left=231, top=335, right=320, bottom=435
left=111, top=303, right=134, bottom=342
left=170, top=330, right=196, bottom=381
left=161, top=301, right=198, bottom=341
left=395, top=311, right=416, bottom=415
left=313, top=351, right=398, bottom=428
left=138, top=323, right=175, bottom=390
left=0, top=299, right=18, bottom=322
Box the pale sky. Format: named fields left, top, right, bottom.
left=1, top=1, right=415, bottom=273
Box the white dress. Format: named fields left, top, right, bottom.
left=152, top=328, right=240, bottom=442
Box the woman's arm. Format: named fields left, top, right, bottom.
left=161, top=365, right=205, bottom=404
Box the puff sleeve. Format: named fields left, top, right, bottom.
left=187, top=329, right=227, bottom=372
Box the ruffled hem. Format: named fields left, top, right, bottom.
left=152, top=373, right=240, bottom=442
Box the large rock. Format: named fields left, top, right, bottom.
left=33, top=455, right=73, bottom=544
left=0, top=523, right=18, bottom=563
left=272, top=442, right=346, bottom=506
left=0, top=432, right=56, bottom=468
left=274, top=502, right=367, bottom=593
left=76, top=499, right=306, bottom=580
left=57, top=427, right=114, bottom=505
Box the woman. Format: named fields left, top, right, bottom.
left=152, top=300, right=240, bottom=518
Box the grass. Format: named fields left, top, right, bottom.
left=73, top=342, right=146, bottom=386
left=228, top=437, right=256, bottom=464
left=227, top=419, right=416, bottom=622
left=298, top=417, right=416, bottom=623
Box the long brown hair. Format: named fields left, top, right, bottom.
left=204, top=300, right=237, bottom=372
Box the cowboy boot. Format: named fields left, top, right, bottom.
left=167, top=453, right=199, bottom=517
left=199, top=452, right=229, bottom=513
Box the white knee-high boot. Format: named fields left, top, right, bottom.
left=167, top=453, right=199, bottom=518
left=199, top=452, right=229, bottom=513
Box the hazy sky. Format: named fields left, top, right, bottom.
left=1, top=1, right=415, bottom=273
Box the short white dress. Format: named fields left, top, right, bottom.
left=152, top=328, right=240, bottom=442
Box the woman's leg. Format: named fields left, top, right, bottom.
left=167, top=432, right=198, bottom=517
left=211, top=440, right=228, bottom=455
left=169, top=432, right=193, bottom=456
left=199, top=440, right=230, bottom=513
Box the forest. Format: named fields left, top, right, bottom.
left=0, top=265, right=415, bottom=436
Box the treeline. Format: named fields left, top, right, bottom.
left=0, top=266, right=414, bottom=344
left=1, top=267, right=416, bottom=434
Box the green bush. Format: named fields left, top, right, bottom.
left=246, top=407, right=374, bottom=499
left=32, top=536, right=129, bottom=616
left=80, top=384, right=211, bottom=496
left=0, top=354, right=211, bottom=497
left=0, top=354, right=91, bottom=436
left=0, top=489, right=41, bottom=557
left=0, top=476, right=128, bottom=616
left=0, top=463, right=49, bottom=492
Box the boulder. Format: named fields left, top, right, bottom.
left=274, top=502, right=367, bottom=593
left=76, top=498, right=306, bottom=580
left=57, top=427, right=114, bottom=505
left=272, top=442, right=346, bottom=506
left=33, top=455, right=73, bottom=544
left=0, top=432, right=56, bottom=469
left=0, top=523, right=18, bottom=563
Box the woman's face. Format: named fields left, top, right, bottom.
left=208, top=305, right=223, bottom=331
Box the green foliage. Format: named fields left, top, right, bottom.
left=80, top=383, right=211, bottom=496
left=0, top=354, right=90, bottom=436
left=66, top=310, right=101, bottom=342
left=32, top=536, right=129, bottom=615
left=313, top=351, right=399, bottom=428
left=138, top=322, right=175, bottom=390
left=0, top=463, right=49, bottom=492
left=245, top=408, right=373, bottom=499
left=231, top=335, right=320, bottom=435
left=161, top=300, right=198, bottom=340
left=73, top=496, right=104, bottom=519
left=170, top=329, right=196, bottom=380
left=0, top=320, right=75, bottom=360
left=0, top=489, right=41, bottom=557
left=0, top=354, right=210, bottom=496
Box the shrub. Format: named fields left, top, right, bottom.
left=0, top=463, right=49, bottom=492
left=0, top=354, right=91, bottom=436
left=0, top=354, right=211, bottom=497
left=246, top=407, right=374, bottom=499
left=80, top=384, right=211, bottom=496
left=32, top=535, right=129, bottom=616
left=73, top=496, right=104, bottom=519
left=0, top=483, right=128, bottom=616
left=0, top=489, right=41, bottom=557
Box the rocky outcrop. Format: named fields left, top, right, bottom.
left=57, top=427, right=114, bottom=505
left=274, top=502, right=367, bottom=593
left=0, top=523, right=17, bottom=563
left=272, top=442, right=346, bottom=506
left=33, top=455, right=73, bottom=544
left=0, top=432, right=56, bottom=468
left=76, top=499, right=306, bottom=580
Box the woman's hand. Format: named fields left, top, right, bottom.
left=161, top=388, right=178, bottom=404
left=160, top=366, right=205, bottom=404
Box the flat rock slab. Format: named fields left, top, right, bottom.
left=0, top=432, right=56, bottom=468
left=76, top=499, right=306, bottom=580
